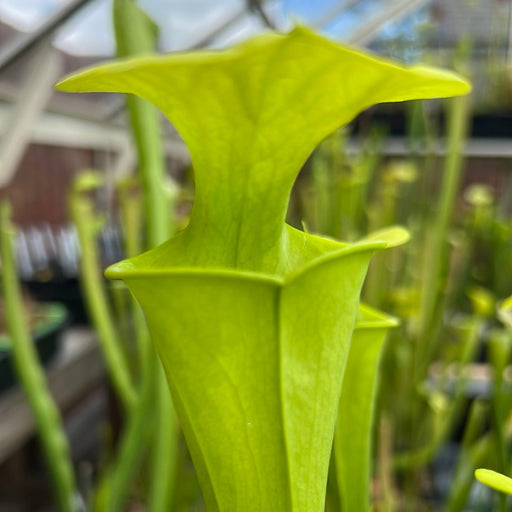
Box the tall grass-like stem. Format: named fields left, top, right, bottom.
left=0, top=203, right=77, bottom=512
left=416, top=93, right=471, bottom=378
left=70, top=182, right=136, bottom=412
left=113, top=2, right=178, bottom=510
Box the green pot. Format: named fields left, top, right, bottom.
left=0, top=303, right=68, bottom=393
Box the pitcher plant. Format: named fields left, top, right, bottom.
left=58, top=27, right=470, bottom=511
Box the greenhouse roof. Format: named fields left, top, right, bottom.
left=0, top=0, right=509, bottom=185
left=0, top=0, right=430, bottom=57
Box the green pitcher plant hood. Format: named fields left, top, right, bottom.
left=58, top=27, right=470, bottom=512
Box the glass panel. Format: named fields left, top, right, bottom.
left=0, top=0, right=70, bottom=32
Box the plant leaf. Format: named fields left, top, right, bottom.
left=475, top=468, right=512, bottom=495
left=122, top=243, right=379, bottom=511
left=58, top=26, right=469, bottom=274
left=498, top=295, right=512, bottom=328
left=359, top=225, right=411, bottom=248
left=334, top=304, right=398, bottom=512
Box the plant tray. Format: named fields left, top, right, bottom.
left=0, top=303, right=68, bottom=394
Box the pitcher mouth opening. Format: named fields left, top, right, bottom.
left=105, top=238, right=389, bottom=285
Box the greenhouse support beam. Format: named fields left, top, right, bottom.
left=0, top=42, right=61, bottom=188
left=348, top=0, right=431, bottom=46
left=190, top=6, right=248, bottom=48
left=247, top=0, right=276, bottom=29
left=0, top=103, right=190, bottom=161
left=0, top=0, right=94, bottom=73
left=313, top=0, right=361, bottom=29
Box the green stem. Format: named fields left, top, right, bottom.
left=0, top=203, right=77, bottom=512
left=113, top=0, right=173, bottom=247
left=488, top=330, right=511, bottom=474
left=119, top=181, right=148, bottom=371
left=445, top=404, right=512, bottom=512
left=149, top=364, right=179, bottom=511
left=113, top=3, right=178, bottom=511
left=94, top=328, right=155, bottom=512
left=127, top=94, right=172, bottom=245
left=70, top=190, right=136, bottom=412
left=377, top=414, right=397, bottom=512
left=394, top=316, right=482, bottom=469
left=443, top=401, right=490, bottom=512
left=94, top=189, right=156, bottom=511
left=416, top=93, right=471, bottom=379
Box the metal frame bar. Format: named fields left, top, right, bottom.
left=313, top=0, right=362, bottom=29
left=346, top=137, right=512, bottom=159
left=0, top=0, right=95, bottom=73
left=190, top=6, right=249, bottom=49
left=347, top=0, right=432, bottom=46
left=0, top=101, right=190, bottom=161
left=0, top=42, right=62, bottom=187
left=247, top=0, right=276, bottom=29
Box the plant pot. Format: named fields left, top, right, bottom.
left=0, top=303, right=68, bottom=394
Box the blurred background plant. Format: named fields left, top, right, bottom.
left=287, top=42, right=512, bottom=509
